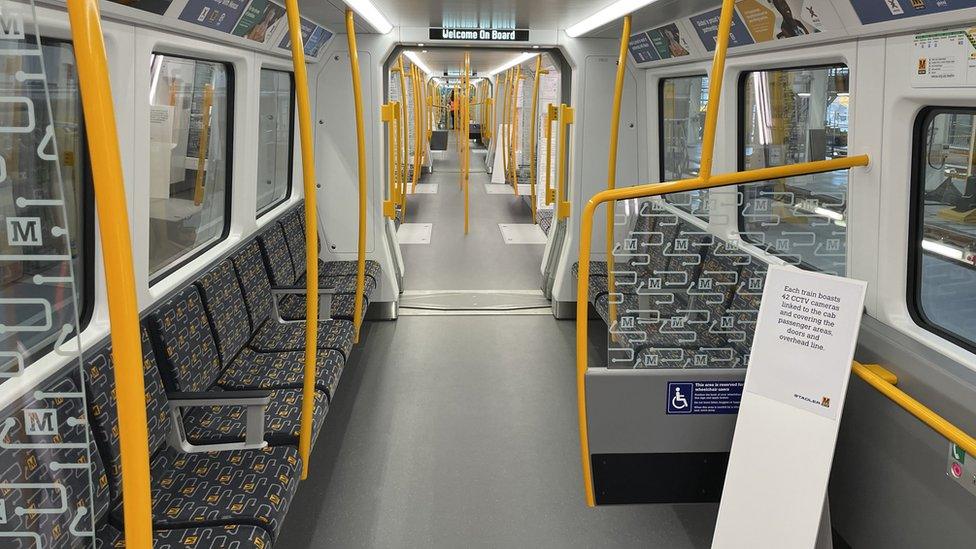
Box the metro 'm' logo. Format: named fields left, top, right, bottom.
left=24, top=408, right=58, bottom=435
left=5, top=217, right=42, bottom=246
left=0, top=8, right=24, bottom=39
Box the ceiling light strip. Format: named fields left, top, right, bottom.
left=342, top=0, right=393, bottom=35
left=487, top=52, right=538, bottom=77
left=404, top=50, right=433, bottom=76
left=566, top=0, right=661, bottom=38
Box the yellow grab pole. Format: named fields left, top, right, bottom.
left=382, top=103, right=397, bottom=220
left=511, top=66, right=522, bottom=196
left=397, top=57, right=409, bottom=191
left=413, top=66, right=422, bottom=193
left=528, top=56, right=543, bottom=223
left=67, top=0, right=153, bottom=544
left=394, top=103, right=404, bottom=213
left=699, top=0, right=735, bottom=180
left=284, top=0, right=320, bottom=478
left=463, top=52, right=471, bottom=234
left=344, top=9, right=367, bottom=344
left=192, top=84, right=214, bottom=206
left=502, top=70, right=511, bottom=178
left=606, top=15, right=632, bottom=336
left=545, top=103, right=557, bottom=205
left=556, top=104, right=574, bottom=220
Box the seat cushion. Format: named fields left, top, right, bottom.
left=181, top=387, right=329, bottom=447
left=217, top=347, right=345, bottom=399
left=258, top=223, right=299, bottom=287
left=249, top=319, right=355, bottom=358
left=571, top=260, right=609, bottom=279
left=96, top=523, right=274, bottom=548
left=277, top=292, right=370, bottom=322
left=315, top=259, right=382, bottom=285
left=294, top=272, right=378, bottom=296
left=145, top=445, right=302, bottom=541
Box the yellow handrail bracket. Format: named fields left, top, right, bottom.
left=556, top=104, right=574, bottom=220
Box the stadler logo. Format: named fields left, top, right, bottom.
left=793, top=393, right=831, bottom=408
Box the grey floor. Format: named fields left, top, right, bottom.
left=277, top=134, right=717, bottom=548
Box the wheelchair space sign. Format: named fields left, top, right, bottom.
left=667, top=381, right=743, bottom=415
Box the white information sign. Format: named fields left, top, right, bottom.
left=911, top=27, right=976, bottom=88
left=713, top=265, right=866, bottom=548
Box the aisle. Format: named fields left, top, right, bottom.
left=399, top=134, right=545, bottom=291
left=277, top=131, right=716, bottom=548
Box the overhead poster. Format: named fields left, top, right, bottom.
left=179, top=0, right=248, bottom=33
left=689, top=0, right=835, bottom=51
left=628, top=31, right=661, bottom=63
left=850, top=0, right=976, bottom=25
left=690, top=6, right=755, bottom=51
left=278, top=16, right=333, bottom=56
left=106, top=0, right=173, bottom=15
left=646, top=23, right=692, bottom=60
left=233, top=0, right=286, bottom=44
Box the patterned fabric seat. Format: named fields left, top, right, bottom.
left=277, top=291, right=370, bottom=322
left=196, top=259, right=353, bottom=368
left=145, top=290, right=332, bottom=442
left=538, top=208, right=554, bottom=235
left=278, top=206, right=382, bottom=289
left=96, top=523, right=273, bottom=548
left=220, top=347, right=344, bottom=399
left=84, top=334, right=303, bottom=541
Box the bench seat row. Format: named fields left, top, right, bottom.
left=574, top=201, right=771, bottom=369
left=0, top=203, right=381, bottom=547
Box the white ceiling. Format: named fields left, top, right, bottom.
left=406, top=47, right=539, bottom=76
left=301, top=0, right=723, bottom=38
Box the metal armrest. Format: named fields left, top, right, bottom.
left=167, top=390, right=271, bottom=453
left=270, top=288, right=335, bottom=321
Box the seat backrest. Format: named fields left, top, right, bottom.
left=258, top=222, right=298, bottom=287
left=147, top=285, right=224, bottom=393
left=232, top=240, right=275, bottom=331
left=729, top=255, right=769, bottom=357
left=195, top=260, right=252, bottom=366
left=85, top=329, right=172, bottom=504
left=0, top=373, right=112, bottom=546
left=280, top=208, right=309, bottom=279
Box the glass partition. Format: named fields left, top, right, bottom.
left=738, top=65, right=849, bottom=276
left=256, top=69, right=292, bottom=216
left=660, top=75, right=709, bottom=219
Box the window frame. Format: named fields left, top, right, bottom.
left=147, top=53, right=236, bottom=285
left=255, top=68, right=295, bottom=219
left=34, top=36, right=96, bottom=332
left=657, top=73, right=708, bottom=217
left=907, top=106, right=976, bottom=355
left=734, top=62, right=851, bottom=274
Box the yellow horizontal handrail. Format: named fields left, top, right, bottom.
left=852, top=362, right=976, bottom=457
left=575, top=154, right=870, bottom=506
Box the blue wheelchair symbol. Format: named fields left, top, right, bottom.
left=667, top=382, right=694, bottom=414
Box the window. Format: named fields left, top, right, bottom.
left=148, top=54, right=232, bottom=278
left=911, top=108, right=976, bottom=351
left=660, top=75, right=709, bottom=218
left=0, top=39, right=92, bottom=376
left=256, top=69, right=293, bottom=216
left=738, top=65, right=850, bottom=276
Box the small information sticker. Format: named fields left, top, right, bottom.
left=947, top=443, right=976, bottom=496
left=666, top=381, right=743, bottom=415
left=911, top=28, right=976, bottom=88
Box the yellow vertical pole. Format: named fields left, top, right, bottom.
left=545, top=103, right=557, bottom=205
left=412, top=65, right=422, bottom=194
left=606, top=15, right=632, bottom=335
left=396, top=57, right=408, bottom=192
left=284, top=0, right=320, bottom=477
left=464, top=52, right=470, bottom=234
left=502, top=70, right=511, bottom=178
left=382, top=103, right=397, bottom=220
left=699, top=0, right=735, bottom=180
left=67, top=0, right=153, bottom=544
left=395, top=105, right=406, bottom=213
left=528, top=56, right=543, bottom=223
left=344, top=9, right=367, bottom=344
left=510, top=66, right=522, bottom=196
left=556, top=104, right=574, bottom=220
left=192, top=84, right=214, bottom=206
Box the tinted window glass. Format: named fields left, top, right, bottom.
left=661, top=75, right=709, bottom=218
left=257, top=69, right=292, bottom=215
left=912, top=109, right=976, bottom=348
left=739, top=65, right=850, bottom=276
left=148, top=54, right=232, bottom=278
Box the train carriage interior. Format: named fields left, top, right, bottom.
left=2, top=0, right=976, bottom=547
